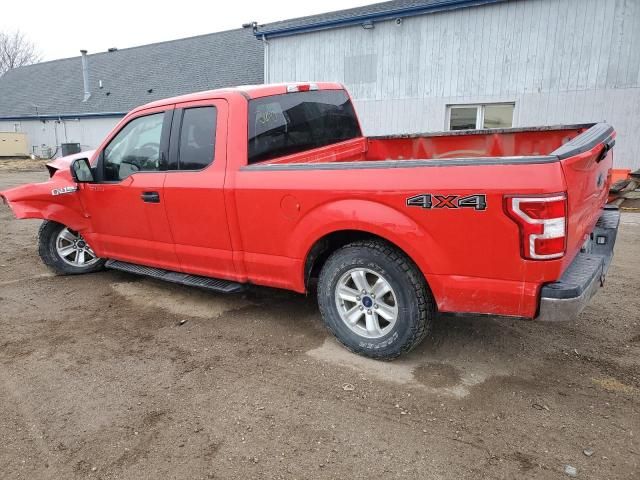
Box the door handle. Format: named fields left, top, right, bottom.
left=141, top=191, right=160, bottom=203
left=596, top=139, right=615, bottom=163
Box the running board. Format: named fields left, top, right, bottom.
left=105, top=260, right=245, bottom=293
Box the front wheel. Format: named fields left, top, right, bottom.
left=38, top=220, right=105, bottom=275
left=317, top=240, right=435, bottom=360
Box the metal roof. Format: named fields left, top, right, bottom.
left=0, top=28, right=263, bottom=119
left=255, top=0, right=506, bottom=38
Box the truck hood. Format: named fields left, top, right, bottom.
left=45, top=149, right=95, bottom=177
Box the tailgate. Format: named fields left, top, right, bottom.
left=551, top=123, right=616, bottom=263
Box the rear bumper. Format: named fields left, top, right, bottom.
left=537, top=206, right=620, bottom=322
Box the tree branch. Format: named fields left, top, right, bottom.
left=0, top=30, right=42, bottom=76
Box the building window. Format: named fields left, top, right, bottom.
left=447, top=103, right=515, bottom=130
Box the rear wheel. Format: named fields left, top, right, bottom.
left=317, top=239, right=434, bottom=360
left=38, top=220, right=105, bottom=275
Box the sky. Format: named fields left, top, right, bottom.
left=1, top=0, right=375, bottom=62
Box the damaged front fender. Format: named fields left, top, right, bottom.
left=0, top=176, right=90, bottom=232
left=1, top=150, right=95, bottom=231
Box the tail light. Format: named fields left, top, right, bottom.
left=504, top=194, right=567, bottom=260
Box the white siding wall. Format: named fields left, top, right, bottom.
left=267, top=0, right=640, bottom=170
left=0, top=117, right=121, bottom=157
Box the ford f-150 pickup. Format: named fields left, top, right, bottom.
left=0, top=83, right=619, bottom=359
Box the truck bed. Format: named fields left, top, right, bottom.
left=239, top=121, right=614, bottom=318
left=253, top=124, right=598, bottom=167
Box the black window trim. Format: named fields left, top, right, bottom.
left=94, top=109, right=173, bottom=183
left=167, top=106, right=218, bottom=173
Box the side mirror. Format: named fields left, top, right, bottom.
left=70, top=158, right=94, bottom=183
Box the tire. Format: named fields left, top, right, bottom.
left=38, top=220, right=105, bottom=275
left=317, top=239, right=434, bottom=360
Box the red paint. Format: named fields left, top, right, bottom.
left=0, top=83, right=615, bottom=319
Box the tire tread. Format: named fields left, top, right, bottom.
left=37, top=220, right=105, bottom=275
left=317, top=239, right=434, bottom=360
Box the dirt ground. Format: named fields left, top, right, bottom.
left=0, top=169, right=638, bottom=480
left=0, top=158, right=48, bottom=172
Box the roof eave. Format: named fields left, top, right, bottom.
left=0, top=112, right=127, bottom=121
left=255, top=0, right=504, bottom=39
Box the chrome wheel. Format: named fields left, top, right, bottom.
left=334, top=268, right=399, bottom=339
left=55, top=228, right=100, bottom=267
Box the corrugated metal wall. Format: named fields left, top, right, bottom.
left=266, top=0, right=640, bottom=170
left=0, top=117, right=121, bottom=156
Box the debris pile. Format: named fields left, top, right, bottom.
left=609, top=169, right=640, bottom=211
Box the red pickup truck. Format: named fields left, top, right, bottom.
left=1, top=83, right=619, bottom=359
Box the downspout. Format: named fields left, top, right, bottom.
left=80, top=50, right=91, bottom=102
left=262, top=35, right=269, bottom=84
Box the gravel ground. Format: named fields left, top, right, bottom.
left=0, top=170, right=638, bottom=480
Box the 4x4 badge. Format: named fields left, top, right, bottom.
left=406, top=194, right=487, bottom=211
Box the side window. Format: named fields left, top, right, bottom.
left=178, top=106, right=217, bottom=170
left=103, top=113, right=164, bottom=181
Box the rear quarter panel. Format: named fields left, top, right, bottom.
left=231, top=161, right=569, bottom=317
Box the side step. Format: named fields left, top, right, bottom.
left=105, top=260, right=245, bottom=293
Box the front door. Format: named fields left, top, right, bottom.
left=80, top=106, right=180, bottom=271
left=162, top=99, right=235, bottom=279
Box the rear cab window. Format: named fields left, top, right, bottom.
left=248, top=90, right=361, bottom=164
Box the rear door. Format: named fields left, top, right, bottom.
left=162, top=98, right=235, bottom=279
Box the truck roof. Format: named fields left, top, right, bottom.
left=132, top=82, right=345, bottom=114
